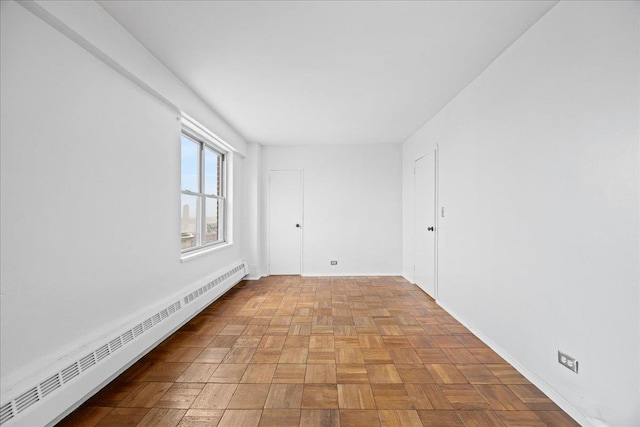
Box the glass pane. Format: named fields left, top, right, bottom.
left=204, top=148, right=221, bottom=196
left=181, top=134, right=200, bottom=192
left=181, top=193, right=200, bottom=250
left=204, top=197, right=222, bottom=244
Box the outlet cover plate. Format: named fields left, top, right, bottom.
left=558, top=351, right=578, bottom=373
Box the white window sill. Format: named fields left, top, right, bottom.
left=181, top=242, right=233, bottom=263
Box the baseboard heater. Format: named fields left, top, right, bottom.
left=0, top=260, right=248, bottom=427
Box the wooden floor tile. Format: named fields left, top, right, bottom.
left=456, top=364, right=501, bottom=384
left=259, top=335, right=286, bottom=348
left=264, top=384, right=304, bottom=408
left=366, top=364, right=402, bottom=383
left=494, top=410, right=547, bottom=426
left=136, top=408, right=186, bottom=427
left=416, top=348, right=452, bottom=364
left=176, top=363, right=219, bottom=383
left=273, top=364, right=306, bottom=383
left=371, top=384, right=413, bottom=409
left=396, top=364, right=436, bottom=383
left=455, top=410, right=506, bottom=427
left=208, top=363, right=247, bottom=383
left=474, top=384, right=529, bottom=410
left=191, top=383, right=237, bottom=409
left=340, top=409, right=381, bottom=427
left=308, top=349, right=336, bottom=364
left=508, top=384, right=561, bottom=411
left=85, top=382, right=140, bottom=407
left=378, top=409, right=423, bottom=426
left=241, top=363, right=277, bottom=383
left=55, top=406, right=112, bottom=427
left=94, top=408, right=149, bottom=427
left=535, top=410, right=581, bottom=426
left=442, top=348, right=480, bottom=364
left=285, top=336, right=310, bottom=348
left=279, top=347, right=309, bottom=364
left=209, top=335, right=239, bottom=348
left=439, top=385, right=490, bottom=410
left=194, top=348, right=230, bottom=364
left=485, top=364, right=532, bottom=384
left=310, top=335, right=335, bottom=349
left=217, top=409, right=262, bottom=427
left=362, top=349, right=393, bottom=364
left=416, top=409, right=464, bottom=427
left=426, top=364, right=468, bottom=384
left=258, top=409, right=300, bottom=427
left=404, top=384, right=434, bottom=409
left=301, top=384, right=339, bottom=408
left=118, top=382, right=172, bottom=408
left=337, top=364, right=370, bottom=383
left=156, top=383, right=204, bottom=409
left=335, top=348, right=365, bottom=364
left=337, top=384, right=376, bottom=409
left=389, top=348, right=422, bottom=364
left=222, top=347, right=256, bottom=363
left=300, top=409, right=340, bottom=427
left=141, top=362, right=189, bottom=382
left=227, top=384, right=270, bottom=409
left=305, top=364, right=337, bottom=383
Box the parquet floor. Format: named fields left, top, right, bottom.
left=58, top=276, right=579, bottom=426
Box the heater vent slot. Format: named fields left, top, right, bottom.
left=0, top=403, right=14, bottom=425
left=79, top=353, right=96, bottom=372
left=133, top=323, right=144, bottom=337
left=14, top=388, right=39, bottom=414
left=39, top=374, right=62, bottom=398
left=109, top=337, right=123, bottom=353
left=95, top=344, right=110, bottom=361
left=143, top=318, right=153, bottom=330
left=61, top=363, right=80, bottom=384
left=121, top=330, right=134, bottom=345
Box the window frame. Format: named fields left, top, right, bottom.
left=180, top=126, right=228, bottom=256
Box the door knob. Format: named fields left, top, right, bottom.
left=427, top=226, right=434, bottom=231
left=296, top=224, right=300, bottom=228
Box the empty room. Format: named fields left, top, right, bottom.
left=0, top=1, right=638, bottom=426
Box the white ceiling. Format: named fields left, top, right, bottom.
left=98, top=0, right=557, bottom=145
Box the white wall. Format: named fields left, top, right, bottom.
left=242, top=141, right=263, bottom=278
left=402, top=1, right=639, bottom=425
left=262, top=144, right=402, bottom=276
left=0, top=0, right=247, bottom=408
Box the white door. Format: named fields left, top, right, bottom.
left=414, top=152, right=437, bottom=297
left=269, top=170, right=302, bottom=275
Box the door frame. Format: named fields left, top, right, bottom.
left=267, top=169, right=304, bottom=276
left=413, top=147, right=439, bottom=299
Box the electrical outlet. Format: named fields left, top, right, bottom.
left=558, top=351, right=578, bottom=373
left=330, top=260, right=338, bottom=265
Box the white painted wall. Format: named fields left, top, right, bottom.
left=402, top=1, right=639, bottom=425
left=262, top=144, right=402, bottom=276
left=0, top=0, right=247, bottom=401
left=242, top=142, right=263, bottom=279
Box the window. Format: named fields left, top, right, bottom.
left=180, top=129, right=226, bottom=254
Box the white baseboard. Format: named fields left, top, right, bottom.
left=0, top=261, right=247, bottom=427
left=435, top=299, right=591, bottom=427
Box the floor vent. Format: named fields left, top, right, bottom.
left=0, top=262, right=246, bottom=426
